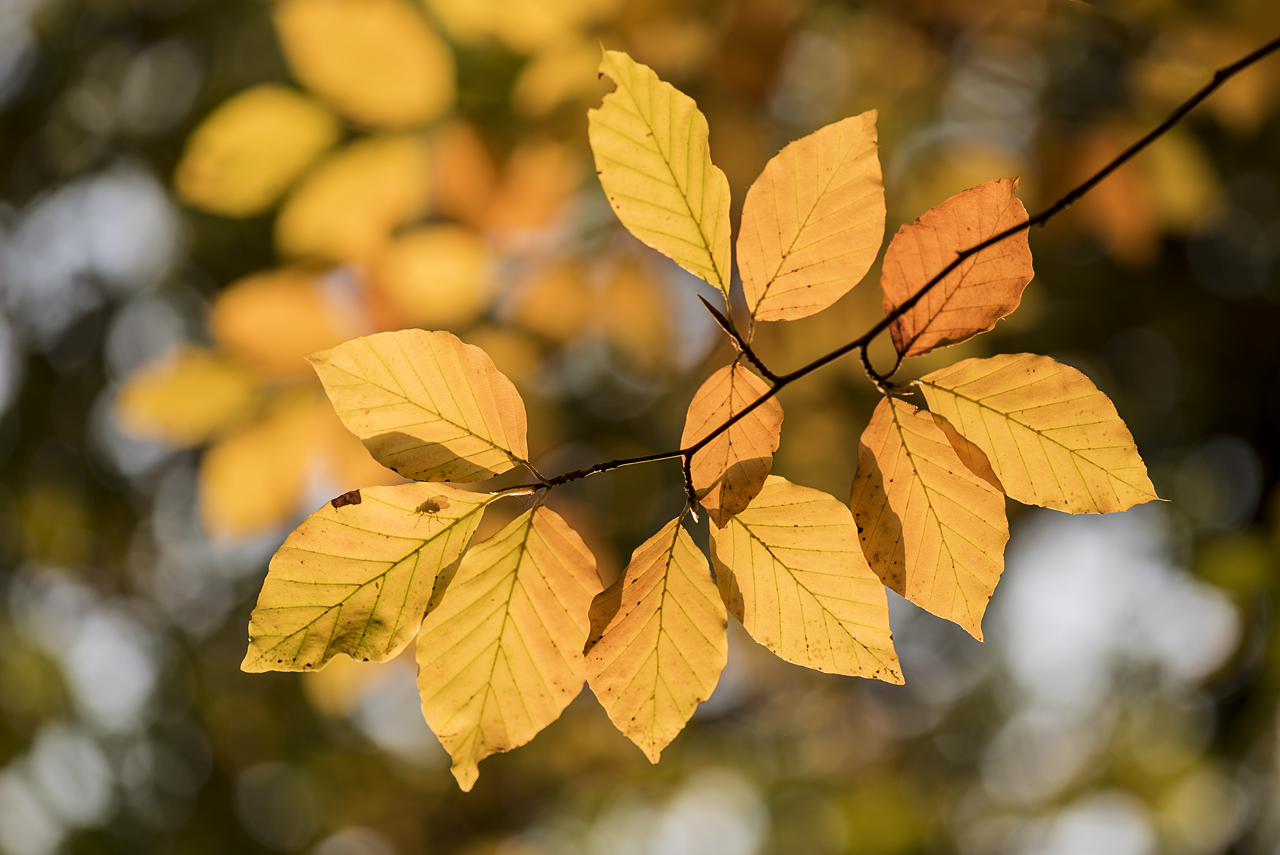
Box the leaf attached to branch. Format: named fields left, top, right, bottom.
left=680, top=364, right=784, bottom=528
left=711, top=476, right=902, bottom=681
left=738, top=112, right=885, bottom=323
left=585, top=518, right=726, bottom=762
left=882, top=178, right=1034, bottom=358
left=416, top=506, right=601, bottom=791
left=850, top=397, right=1008, bottom=639
left=589, top=50, right=732, bottom=297
left=916, top=353, right=1160, bottom=513
left=241, top=482, right=492, bottom=672
left=309, top=329, right=530, bottom=482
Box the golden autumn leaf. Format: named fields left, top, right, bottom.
left=273, top=0, right=455, bottom=128
left=210, top=268, right=356, bottom=378
left=710, top=476, right=902, bottom=681
left=931, top=412, right=1003, bottom=494
left=916, top=353, right=1160, bottom=514
left=589, top=50, right=733, bottom=298
left=275, top=134, right=433, bottom=263
left=584, top=518, right=726, bottom=762
left=114, top=346, right=258, bottom=447
left=882, top=178, right=1034, bottom=358
left=367, top=225, right=494, bottom=331
left=308, top=330, right=530, bottom=482
left=850, top=397, right=1008, bottom=639
left=417, top=505, right=601, bottom=791
left=738, top=111, right=885, bottom=324
left=173, top=84, right=340, bottom=218
left=680, top=363, right=783, bottom=528
left=242, top=482, right=493, bottom=672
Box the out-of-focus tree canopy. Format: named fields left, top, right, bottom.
left=1, top=0, right=1280, bottom=852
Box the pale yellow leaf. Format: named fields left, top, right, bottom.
left=417, top=505, right=600, bottom=790
left=680, top=364, right=783, bottom=528
left=584, top=518, right=726, bottom=762
left=589, top=50, right=732, bottom=297
left=274, top=0, right=455, bottom=128
left=276, top=135, right=432, bottom=263
left=367, top=225, right=494, bottom=331
left=243, top=481, right=492, bottom=672
left=710, top=476, right=901, bottom=681
left=114, top=346, right=258, bottom=447
left=308, top=329, right=530, bottom=482
left=173, top=84, right=339, bottom=218
left=849, top=397, right=1008, bottom=639
left=916, top=353, right=1160, bottom=514
left=210, top=268, right=356, bottom=378
left=882, top=178, right=1034, bottom=358
left=738, top=112, right=885, bottom=323
left=931, top=412, right=1003, bottom=494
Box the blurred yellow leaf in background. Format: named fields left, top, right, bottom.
left=485, top=140, right=582, bottom=235
left=510, top=262, right=594, bottom=344
left=367, top=225, right=493, bottom=331
left=211, top=268, right=360, bottom=378
left=275, top=134, right=433, bottom=263
left=597, top=260, right=674, bottom=372
left=173, top=84, right=340, bottom=217
left=274, top=0, right=456, bottom=128
left=512, top=37, right=609, bottom=117
left=115, top=346, right=258, bottom=446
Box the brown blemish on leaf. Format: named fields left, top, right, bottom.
left=330, top=489, right=362, bottom=509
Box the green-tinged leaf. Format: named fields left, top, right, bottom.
left=242, top=483, right=492, bottom=672
left=680, top=364, right=783, bottom=528
left=738, top=112, right=885, bottom=323
left=882, top=178, right=1034, bottom=358
left=416, top=506, right=601, bottom=791
left=850, top=397, right=1008, bottom=639
left=309, top=329, right=530, bottom=482
left=710, top=476, right=902, bottom=681
left=589, top=49, right=732, bottom=296
left=916, top=353, right=1160, bottom=513
left=585, top=518, right=726, bottom=762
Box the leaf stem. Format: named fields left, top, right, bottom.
left=697, top=295, right=779, bottom=382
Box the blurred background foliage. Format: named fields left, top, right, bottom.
left=1, top=0, right=1280, bottom=852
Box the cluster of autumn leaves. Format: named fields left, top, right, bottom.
left=229, top=50, right=1163, bottom=790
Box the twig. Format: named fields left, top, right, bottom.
left=697, top=295, right=779, bottom=382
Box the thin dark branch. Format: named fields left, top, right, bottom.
left=697, top=295, right=779, bottom=382
left=531, top=35, right=1280, bottom=494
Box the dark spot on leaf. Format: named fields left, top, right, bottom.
left=331, top=490, right=362, bottom=510
left=416, top=498, right=450, bottom=514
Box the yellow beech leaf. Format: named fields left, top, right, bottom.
left=210, top=268, right=355, bottom=378
left=276, top=135, right=432, bottom=263
left=273, top=0, right=455, bottom=128
left=199, top=390, right=324, bottom=539
left=589, top=50, right=732, bottom=297
left=738, top=112, right=885, bottom=323
left=882, top=178, right=1034, bottom=358
left=916, top=353, right=1160, bottom=514
left=710, top=476, right=902, bottom=681
left=680, top=363, right=783, bottom=528
left=308, top=329, right=530, bottom=482
left=931, top=412, right=1003, bottom=494
left=849, top=397, right=1008, bottom=639
left=584, top=518, right=726, bottom=762
left=417, top=505, right=600, bottom=791
left=243, top=481, right=493, bottom=672
left=367, top=225, right=493, bottom=331
left=173, top=84, right=339, bottom=218
left=114, top=346, right=258, bottom=447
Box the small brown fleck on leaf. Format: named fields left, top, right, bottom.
left=416, top=497, right=450, bottom=514
left=330, top=489, right=362, bottom=509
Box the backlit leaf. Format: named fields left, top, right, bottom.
left=274, top=0, right=455, bottom=128
left=680, top=364, right=783, bottom=528
left=710, top=476, right=901, bottom=681
left=308, top=329, right=530, bottom=482
left=115, top=346, right=258, bottom=447
left=242, top=482, right=492, bottom=672
left=589, top=50, right=732, bottom=297
left=276, top=135, right=432, bottom=263
left=585, top=518, right=726, bottom=762
left=173, top=84, right=339, bottom=217
left=850, top=397, right=1008, bottom=639
left=916, top=353, right=1160, bottom=513
left=367, top=225, right=494, bottom=331
left=738, top=112, right=885, bottom=323
left=210, top=268, right=356, bottom=378
left=882, top=178, right=1034, bottom=358
left=417, top=505, right=600, bottom=790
